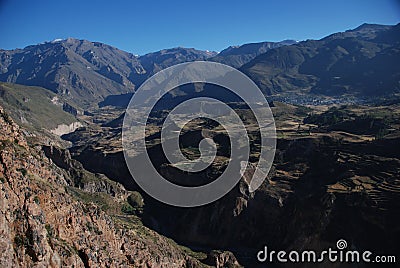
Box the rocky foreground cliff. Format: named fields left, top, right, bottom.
left=0, top=105, right=221, bottom=267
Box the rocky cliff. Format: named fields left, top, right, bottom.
left=0, top=105, right=212, bottom=267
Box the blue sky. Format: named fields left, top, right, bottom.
left=0, top=0, right=399, bottom=55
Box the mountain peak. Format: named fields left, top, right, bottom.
left=50, top=38, right=64, bottom=43
left=351, top=23, right=391, bottom=32
left=321, top=23, right=394, bottom=42
left=211, top=40, right=297, bottom=68
left=218, top=40, right=297, bottom=56
left=143, top=46, right=217, bottom=57
left=0, top=23, right=398, bottom=109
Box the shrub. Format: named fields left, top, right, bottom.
left=17, top=168, right=27, bottom=176
left=45, top=224, right=54, bottom=237
left=0, top=111, right=12, bottom=124
left=121, top=203, right=136, bottom=215
left=127, top=192, right=144, bottom=208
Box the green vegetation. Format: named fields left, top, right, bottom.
left=303, top=105, right=398, bottom=136
left=121, top=203, right=136, bottom=215
left=33, top=196, right=40, bottom=204
left=14, top=234, right=30, bottom=248
left=304, top=107, right=352, bottom=127
left=112, top=213, right=208, bottom=264
left=295, top=105, right=313, bottom=117
left=127, top=191, right=144, bottom=208
left=178, top=245, right=208, bottom=261
left=45, top=224, right=54, bottom=237
left=66, top=187, right=112, bottom=212
left=66, top=186, right=143, bottom=216
left=17, top=168, right=27, bottom=176
left=0, top=110, right=12, bottom=124
left=0, top=82, right=78, bottom=131
left=122, top=192, right=144, bottom=215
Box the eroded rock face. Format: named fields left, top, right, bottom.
left=204, top=250, right=241, bottom=268
left=0, top=106, right=206, bottom=267
left=50, top=121, right=83, bottom=136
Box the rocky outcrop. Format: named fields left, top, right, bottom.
left=0, top=106, right=207, bottom=267
left=50, top=121, right=83, bottom=136
left=204, top=251, right=241, bottom=268
left=62, top=102, right=82, bottom=116
left=43, top=145, right=130, bottom=201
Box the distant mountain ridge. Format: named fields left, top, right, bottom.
left=240, top=23, right=400, bottom=96
left=133, top=47, right=218, bottom=85
left=0, top=82, right=80, bottom=135
left=0, top=37, right=296, bottom=109
left=0, top=39, right=219, bottom=108
left=0, top=23, right=399, bottom=109
left=0, top=38, right=142, bottom=107
left=210, top=40, right=297, bottom=68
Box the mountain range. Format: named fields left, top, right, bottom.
left=241, top=23, right=400, bottom=96
left=1, top=22, right=400, bottom=267
left=0, top=23, right=399, bottom=110
left=210, top=39, right=297, bottom=68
